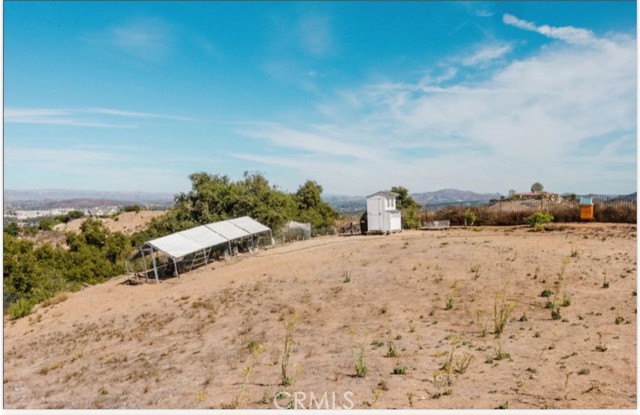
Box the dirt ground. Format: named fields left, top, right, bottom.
left=30, top=210, right=166, bottom=248
left=3, top=223, right=637, bottom=409
left=59, top=210, right=166, bottom=235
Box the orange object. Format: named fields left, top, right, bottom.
left=580, top=205, right=594, bottom=220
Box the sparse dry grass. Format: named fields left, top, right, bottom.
left=3, top=224, right=636, bottom=409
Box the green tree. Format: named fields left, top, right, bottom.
left=294, top=180, right=339, bottom=235
left=508, top=189, right=517, bottom=199
left=390, top=186, right=420, bottom=229
left=531, top=182, right=544, bottom=192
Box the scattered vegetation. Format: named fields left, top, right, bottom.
left=385, top=342, right=397, bottom=358
left=445, top=297, right=454, bottom=310
left=354, top=337, right=368, bottom=378
left=463, top=209, right=477, bottom=227
left=281, top=315, right=300, bottom=386
left=526, top=211, right=554, bottom=231
left=493, top=286, right=517, bottom=338
left=595, top=332, right=608, bottom=352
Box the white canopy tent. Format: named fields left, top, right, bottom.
left=130, top=216, right=272, bottom=283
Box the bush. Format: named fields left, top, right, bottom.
left=9, top=298, right=36, bottom=319
left=525, top=211, right=554, bottom=230
left=463, top=209, right=477, bottom=227
left=123, top=205, right=142, bottom=213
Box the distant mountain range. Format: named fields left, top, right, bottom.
left=4, top=189, right=175, bottom=210
left=324, top=189, right=503, bottom=213
left=4, top=189, right=174, bottom=203
left=410, top=188, right=503, bottom=205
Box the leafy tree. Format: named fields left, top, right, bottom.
left=294, top=180, right=339, bottom=235
left=508, top=189, right=517, bottom=199
left=531, top=182, right=544, bottom=192
left=79, top=219, right=109, bottom=248
left=390, top=186, right=420, bottom=229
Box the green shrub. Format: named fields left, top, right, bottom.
left=9, top=298, right=36, bottom=319
left=525, top=211, right=554, bottom=230
left=463, top=209, right=477, bottom=227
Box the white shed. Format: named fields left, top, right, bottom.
left=366, top=191, right=402, bottom=234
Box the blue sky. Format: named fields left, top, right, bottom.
left=4, top=1, right=637, bottom=196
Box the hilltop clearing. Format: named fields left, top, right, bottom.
left=3, top=224, right=636, bottom=409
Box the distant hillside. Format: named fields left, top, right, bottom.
left=411, top=188, right=503, bottom=205
left=324, top=189, right=503, bottom=213
left=4, top=189, right=175, bottom=210
left=4, top=189, right=174, bottom=203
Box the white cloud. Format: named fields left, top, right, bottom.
left=5, top=107, right=199, bottom=128
left=503, top=13, right=595, bottom=45
left=462, top=43, right=512, bottom=66
left=459, top=2, right=493, bottom=18
left=84, top=17, right=173, bottom=61
left=236, top=124, right=383, bottom=161
left=4, top=108, right=137, bottom=128
left=86, top=108, right=200, bottom=122
left=236, top=18, right=636, bottom=195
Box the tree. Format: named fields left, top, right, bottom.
left=294, top=180, right=339, bottom=235
left=390, top=186, right=420, bottom=229
left=508, top=189, right=517, bottom=199
left=531, top=182, right=544, bottom=192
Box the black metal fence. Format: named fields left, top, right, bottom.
left=423, top=194, right=637, bottom=225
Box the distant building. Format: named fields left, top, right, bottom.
left=366, top=191, right=402, bottom=234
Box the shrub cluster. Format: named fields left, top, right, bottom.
left=3, top=219, right=130, bottom=319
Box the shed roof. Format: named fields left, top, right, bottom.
left=366, top=191, right=399, bottom=199
left=145, top=216, right=270, bottom=259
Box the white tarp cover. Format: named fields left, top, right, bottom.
left=180, top=225, right=228, bottom=248
left=205, top=221, right=250, bottom=241
left=145, top=217, right=270, bottom=259
left=147, top=233, right=204, bottom=259
left=229, top=216, right=271, bottom=234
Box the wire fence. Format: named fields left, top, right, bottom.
left=422, top=194, right=636, bottom=225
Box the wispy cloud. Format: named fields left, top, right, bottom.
left=86, top=108, right=200, bottom=122
left=5, top=107, right=199, bottom=128
left=461, top=43, right=512, bottom=66
left=297, top=13, right=334, bottom=58
left=4, top=108, right=137, bottom=128
left=503, top=13, right=595, bottom=45
left=459, top=2, right=493, bottom=18
left=236, top=124, right=382, bottom=161
left=84, top=17, right=174, bottom=61
left=236, top=17, right=636, bottom=194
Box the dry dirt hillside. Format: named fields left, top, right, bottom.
left=3, top=224, right=637, bottom=409
left=59, top=210, right=166, bottom=235
left=31, top=210, right=166, bottom=248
